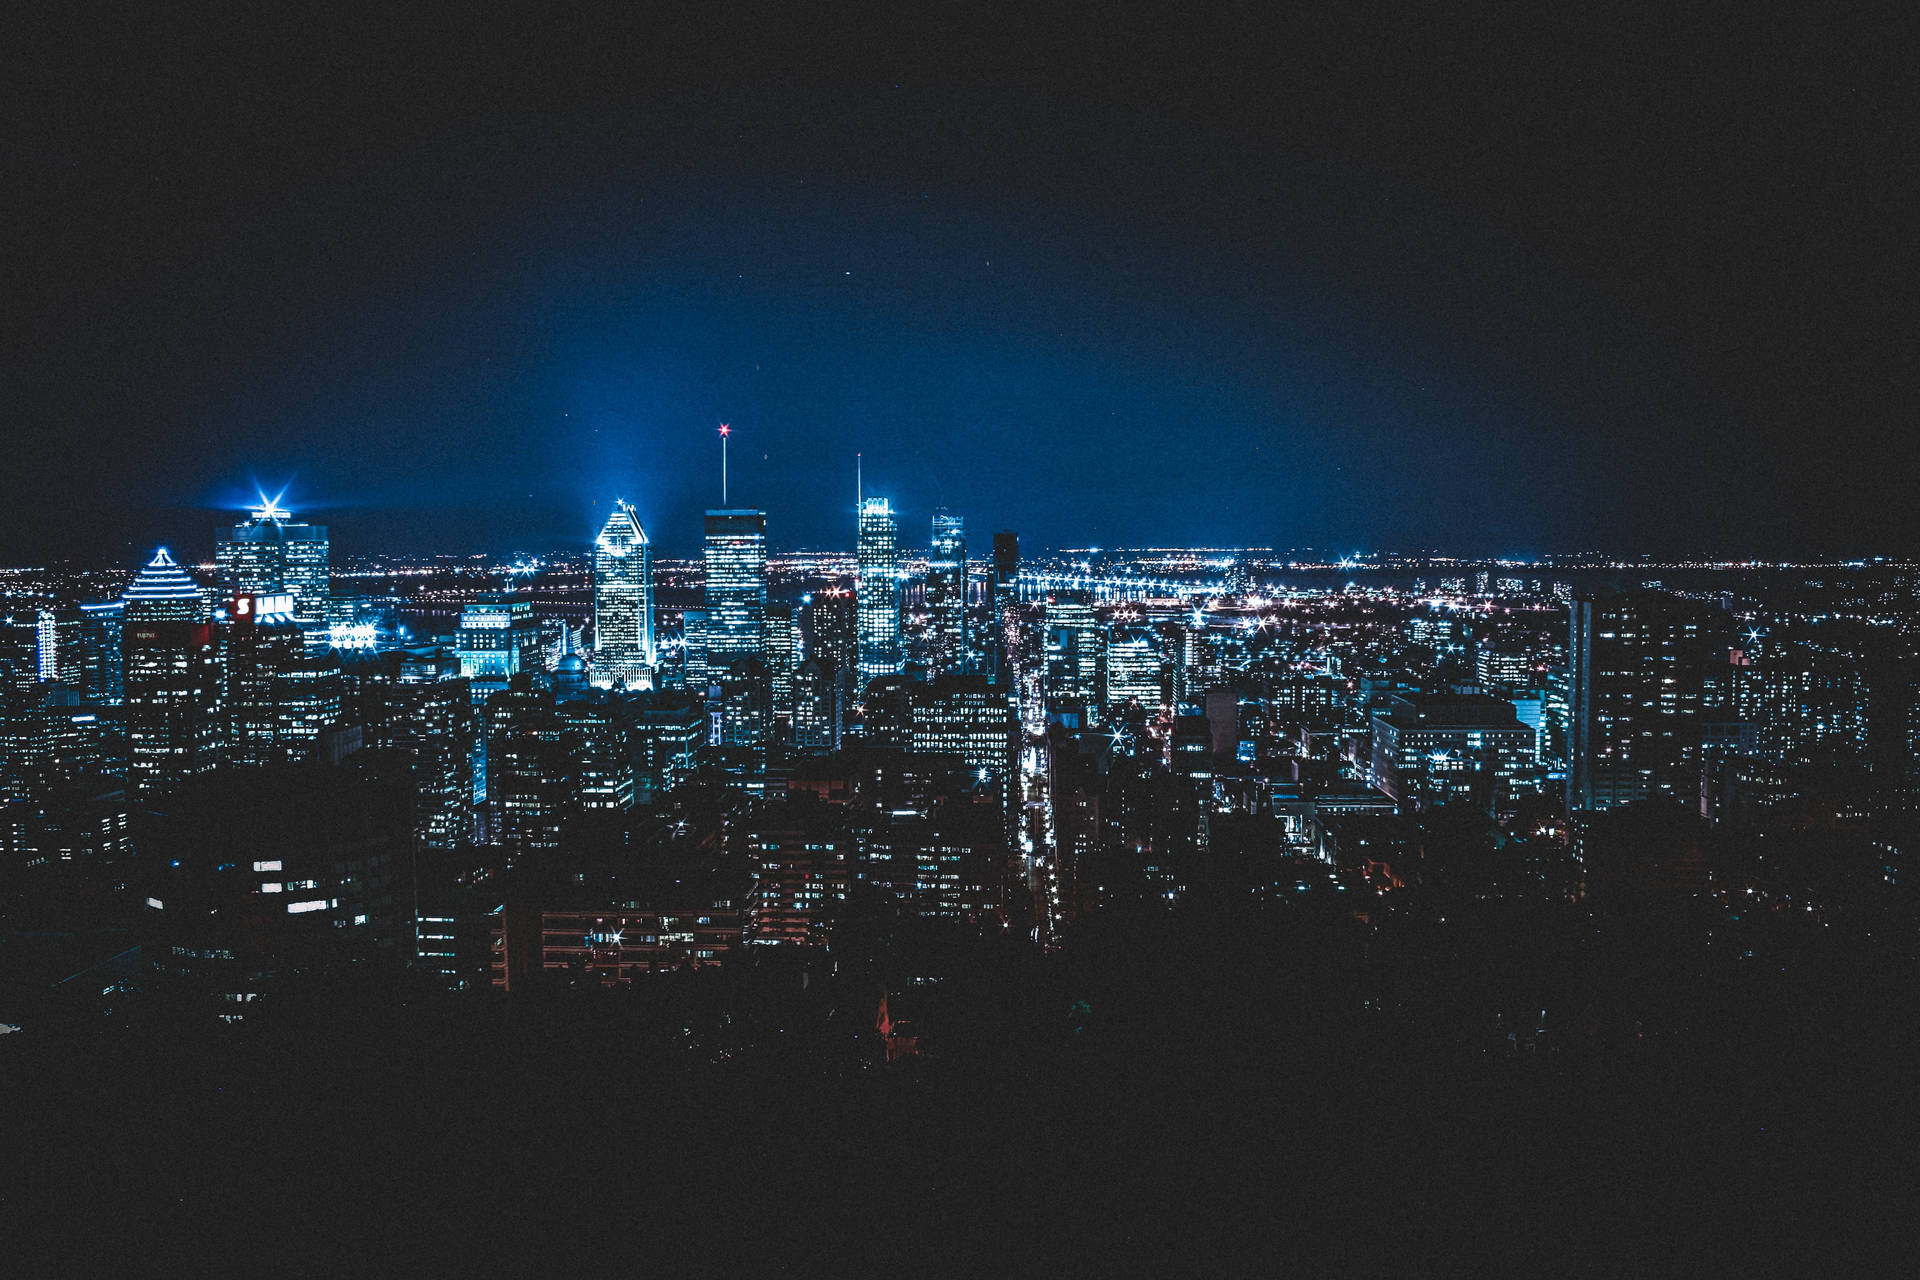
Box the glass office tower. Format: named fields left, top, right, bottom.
left=857, top=498, right=902, bottom=685
left=927, top=510, right=967, bottom=677
left=704, top=509, right=768, bottom=665
left=122, top=548, right=219, bottom=799
left=592, top=500, right=655, bottom=688
left=216, top=498, right=329, bottom=641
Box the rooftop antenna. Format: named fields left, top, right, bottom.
left=857, top=452, right=863, bottom=510
left=718, top=423, right=731, bottom=505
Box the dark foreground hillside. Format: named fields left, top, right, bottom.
left=5, top=898, right=1915, bottom=1274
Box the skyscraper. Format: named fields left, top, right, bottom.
left=857, top=498, right=902, bottom=685
left=804, top=590, right=857, bottom=677
left=1045, top=596, right=1104, bottom=718
left=928, top=511, right=967, bottom=677
left=764, top=602, right=797, bottom=732
left=76, top=600, right=124, bottom=704
left=223, top=592, right=306, bottom=767
left=1103, top=626, right=1161, bottom=714
left=1569, top=590, right=1729, bottom=811
left=216, top=498, right=329, bottom=640
left=989, top=531, right=1019, bottom=684
left=591, top=500, right=655, bottom=688
left=122, top=548, right=219, bottom=799
left=375, top=673, right=475, bottom=849
left=705, top=509, right=768, bottom=666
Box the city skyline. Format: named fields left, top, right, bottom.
left=5, top=8, right=1912, bottom=1268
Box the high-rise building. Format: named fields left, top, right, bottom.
left=1045, top=597, right=1104, bottom=717
left=375, top=673, right=475, bottom=849
left=1569, top=591, right=1729, bottom=811
left=989, top=531, right=1019, bottom=684
left=591, top=500, right=655, bottom=688
left=76, top=600, right=124, bottom=704
left=216, top=498, right=329, bottom=640
left=223, top=592, right=306, bottom=767
left=679, top=609, right=710, bottom=691
left=764, top=603, right=797, bottom=732
left=857, top=498, right=903, bottom=685
left=484, top=676, right=568, bottom=857
left=793, top=655, right=842, bottom=752
left=804, top=590, right=857, bottom=675
left=927, top=511, right=967, bottom=677
left=746, top=821, right=852, bottom=945
left=704, top=509, right=768, bottom=666
left=122, top=549, right=219, bottom=800
left=908, top=674, right=1015, bottom=812
left=628, top=700, right=706, bottom=803
left=1103, top=627, right=1162, bottom=713
left=1369, top=693, right=1538, bottom=812
left=455, top=593, right=541, bottom=689
left=555, top=700, right=633, bottom=811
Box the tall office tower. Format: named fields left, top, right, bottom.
left=628, top=701, right=707, bottom=803
left=857, top=498, right=903, bottom=685
left=0, top=614, right=43, bottom=694
left=592, top=500, right=655, bottom=688
left=555, top=701, right=633, bottom=810
left=793, top=655, right=842, bottom=752
left=0, top=689, right=50, bottom=800
left=804, top=590, right=857, bottom=675
left=375, top=675, right=475, bottom=849
left=223, top=592, right=306, bottom=767
left=216, top=498, right=330, bottom=639
left=1762, top=634, right=1871, bottom=767
left=76, top=601, right=123, bottom=703
left=988, top=531, right=1020, bottom=683
left=1103, top=627, right=1163, bottom=714
left=763, top=603, right=797, bottom=731
left=484, top=676, right=568, bottom=857
left=714, top=657, right=771, bottom=751
left=680, top=609, right=710, bottom=690
left=1568, top=591, right=1730, bottom=811
left=927, top=511, right=968, bottom=677
left=908, top=674, right=1016, bottom=811
left=124, top=547, right=208, bottom=625
left=1045, top=596, right=1104, bottom=717
left=121, top=548, right=219, bottom=799
left=705, top=509, right=768, bottom=665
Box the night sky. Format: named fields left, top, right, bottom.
left=7, top=7, right=1910, bottom=561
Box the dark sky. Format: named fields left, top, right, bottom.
left=6, top=6, right=1911, bottom=561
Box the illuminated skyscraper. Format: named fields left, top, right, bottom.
left=77, top=600, right=124, bottom=704
left=804, top=590, right=857, bottom=676
left=123, top=547, right=208, bottom=625
left=216, top=497, right=329, bottom=640
left=122, top=548, right=219, bottom=799
left=793, top=655, right=842, bottom=752
left=1045, top=596, right=1104, bottom=719
left=223, top=592, right=305, bottom=767
left=704, top=509, right=768, bottom=665
left=989, top=531, right=1019, bottom=684
left=1103, top=626, right=1162, bottom=713
left=857, top=498, right=902, bottom=685
left=374, top=673, right=475, bottom=849
left=591, top=500, right=655, bottom=688
left=1569, top=591, right=1729, bottom=811
left=764, top=603, right=797, bottom=731
left=927, top=511, right=967, bottom=677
